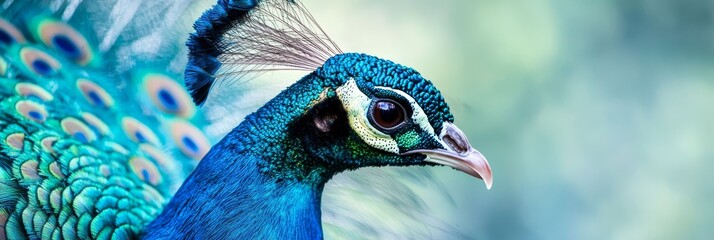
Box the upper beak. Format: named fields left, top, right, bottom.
left=403, top=122, right=493, bottom=189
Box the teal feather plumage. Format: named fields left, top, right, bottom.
left=0, top=1, right=211, bottom=238
left=0, top=0, right=493, bottom=239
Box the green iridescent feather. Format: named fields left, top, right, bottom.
left=0, top=1, right=214, bottom=239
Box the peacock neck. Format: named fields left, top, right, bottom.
left=144, top=74, right=340, bottom=239
left=144, top=147, right=326, bottom=239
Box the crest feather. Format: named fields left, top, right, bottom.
left=185, top=0, right=341, bottom=106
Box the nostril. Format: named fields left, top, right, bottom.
left=440, top=122, right=473, bottom=155
left=443, top=134, right=467, bottom=154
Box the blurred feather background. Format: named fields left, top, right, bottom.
left=289, top=0, right=713, bottom=239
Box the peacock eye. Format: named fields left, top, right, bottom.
left=370, top=99, right=406, bottom=130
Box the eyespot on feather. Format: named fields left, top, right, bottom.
left=141, top=73, right=196, bottom=118
left=19, top=46, right=61, bottom=77
left=129, top=157, right=162, bottom=186
left=6, top=133, right=25, bottom=150
left=0, top=57, right=7, bottom=76
left=104, top=141, right=130, bottom=155
left=99, top=164, right=112, bottom=177
left=60, top=117, right=96, bottom=143
left=48, top=162, right=64, bottom=179
left=168, top=120, right=210, bottom=160
left=15, top=100, right=48, bottom=123
left=15, top=83, right=54, bottom=102
left=81, top=112, right=110, bottom=137
left=40, top=136, right=58, bottom=153
left=20, top=159, right=40, bottom=180
left=0, top=18, right=27, bottom=45
left=142, top=185, right=165, bottom=203
left=49, top=188, right=63, bottom=212
left=76, top=79, right=114, bottom=108
left=139, top=144, right=175, bottom=171
left=121, top=117, right=160, bottom=146
left=32, top=18, right=94, bottom=65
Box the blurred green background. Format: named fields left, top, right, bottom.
left=305, top=0, right=714, bottom=239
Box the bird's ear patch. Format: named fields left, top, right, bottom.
left=297, top=97, right=349, bottom=136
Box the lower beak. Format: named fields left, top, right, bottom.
left=403, top=122, right=493, bottom=189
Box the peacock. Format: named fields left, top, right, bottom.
left=0, top=0, right=493, bottom=239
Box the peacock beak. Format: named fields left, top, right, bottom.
left=403, top=122, right=493, bottom=189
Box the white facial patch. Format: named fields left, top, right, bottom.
left=336, top=79, right=400, bottom=153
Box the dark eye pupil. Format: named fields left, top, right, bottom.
left=373, top=100, right=404, bottom=129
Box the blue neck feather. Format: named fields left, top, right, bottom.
left=144, top=73, right=338, bottom=239
left=143, top=149, right=325, bottom=239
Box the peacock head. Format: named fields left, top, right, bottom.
left=288, top=53, right=492, bottom=189
left=187, top=0, right=492, bottom=189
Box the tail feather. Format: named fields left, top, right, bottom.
left=0, top=1, right=214, bottom=238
